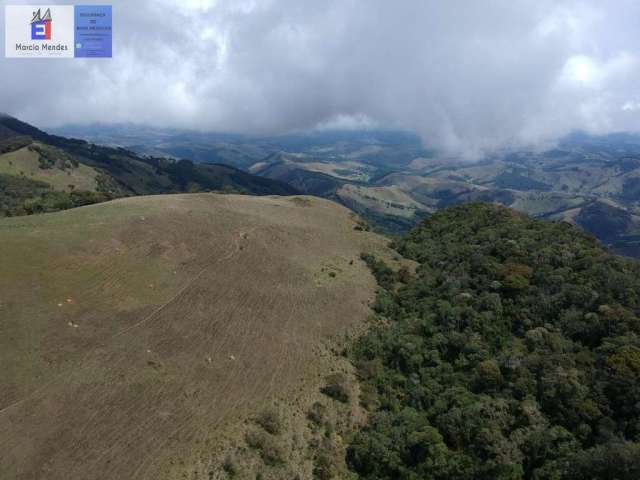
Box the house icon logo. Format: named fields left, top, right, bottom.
left=31, top=8, right=52, bottom=40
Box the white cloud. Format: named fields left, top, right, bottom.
left=562, top=55, right=600, bottom=86
left=1, top=0, right=640, bottom=156
left=313, top=114, right=379, bottom=131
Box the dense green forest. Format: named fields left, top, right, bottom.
left=348, top=204, right=640, bottom=479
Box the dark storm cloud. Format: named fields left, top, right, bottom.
left=1, top=0, right=640, bottom=156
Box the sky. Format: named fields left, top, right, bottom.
left=1, top=0, right=640, bottom=157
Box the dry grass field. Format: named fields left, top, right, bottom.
left=337, top=184, right=425, bottom=218
left=0, top=193, right=394, bottom=480
left=0, top=144, right=100, bottom=192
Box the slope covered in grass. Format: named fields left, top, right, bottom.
left=0, top=193, right=393, bottom=480
left=0, top=115, right=299, bottom=217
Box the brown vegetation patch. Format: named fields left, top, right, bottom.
left=0, top=193, right=394, bottom=480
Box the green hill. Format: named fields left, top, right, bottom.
left=0, top=115, right=298, bottom=217
left=348, top=204, right=640, bottom=479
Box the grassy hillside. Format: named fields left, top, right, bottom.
left=0, top=115, right=298, bottom=217
left=0, top=193, right=397, bottom=480
left=0, top=143, right=100, bottom=191
left=256, top=159, right=346, bottom=197
left=348, top=204, right=640, bottom=479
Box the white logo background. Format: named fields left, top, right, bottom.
left=5, top=5, right=74, bottom=58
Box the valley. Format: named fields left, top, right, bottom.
left=3, top=2, right=640, bottom=478
left=0, top=115, right=297, bottom=218
left=54, top=124, right=640, bottom=256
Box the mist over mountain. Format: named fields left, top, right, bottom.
left=3, top=0, right=640, bottom=157
left=4, top=2, right=640, bottom=479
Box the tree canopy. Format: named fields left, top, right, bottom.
left=348, top=203, right=640, bottom=480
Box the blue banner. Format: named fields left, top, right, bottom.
left=74, top=5, right=111, bottom=58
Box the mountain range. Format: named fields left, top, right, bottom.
left=0, top=115, right=297, bottom=217
left=53, top=122, right=640, bottom=257
left=2, top=116, right=640, bottom=478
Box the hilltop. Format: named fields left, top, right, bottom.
left=2, top=191, right=639, bottom=479
left=0, top=193, right=398, bottom=480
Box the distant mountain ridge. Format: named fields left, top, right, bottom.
left=0, top=115, right=298, bottom=217
left=46, top=120, right=640, bottom=257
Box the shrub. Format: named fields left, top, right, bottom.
left=360, top=254, right=395, bottom=291
left=308, top=402, right=328, bottom=426
left=321, top=373, right=350, bottom=403
left=245, top=430, right=285, bottom=466
left=221, top=454, right=237, bottom=476
left=255, top=406, right=284, bottom=435
left=313, top=452, right=338, bottom=480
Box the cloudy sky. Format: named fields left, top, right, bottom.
left=1, top=0, right=640, bottom=156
